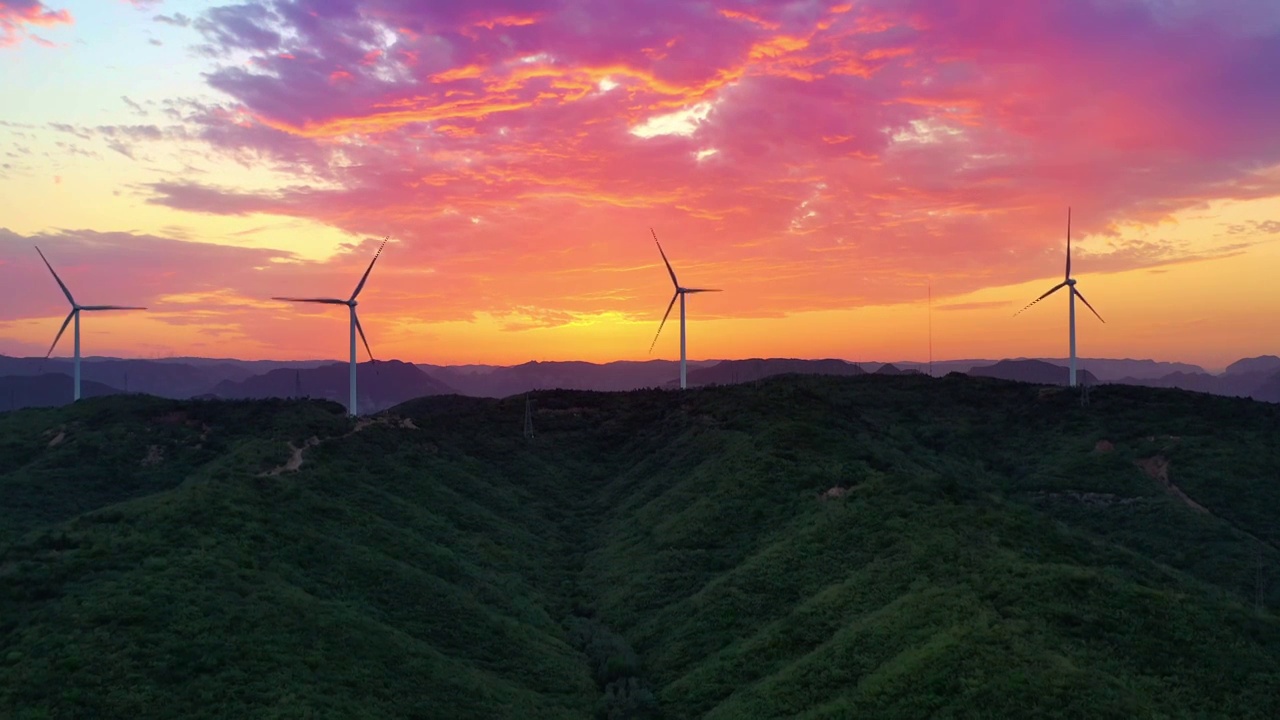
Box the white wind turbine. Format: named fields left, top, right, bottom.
left=36, top=246, right=147, bottom=402
left=648, top=228, right=722, bottom=390
left=273, top=237, right=388, bottom=417
left=1015, top=208, right=1105, bottom=387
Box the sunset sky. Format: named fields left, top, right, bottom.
left=2, top=0, right=1278, bottom=371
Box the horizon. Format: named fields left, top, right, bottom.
left=3, top=351, right=1258, bottom=376
left=3, top=0, right=1279, bottom=369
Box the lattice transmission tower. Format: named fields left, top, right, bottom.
left=523, top=394, right=535, bottom=440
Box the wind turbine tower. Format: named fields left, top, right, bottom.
left=648, top=228, right=722, bottom=390
left=1015, top=208, right=1105, bottom=387
left=36, top=246, right=147, bottom=402
left=273, top=237, right=389, bottom=417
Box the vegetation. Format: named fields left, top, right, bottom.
left=1, top=374, right=1278, bottom=718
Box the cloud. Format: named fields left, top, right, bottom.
left=194, top=3, right=282, bottom=54
left=154, top=12, right=190, bottom=27
left=1, top=227, right=291, bottom=317
left=0, top=0, right=71, bottom=48
left=121, top=95, right=148, bottom=116
left=0, top=228, right=452, bottom=357
left=31, top=0, right=1280, bottom=326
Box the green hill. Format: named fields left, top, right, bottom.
left=1, top=375, right=1278, bottom=719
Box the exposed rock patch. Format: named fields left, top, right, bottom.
left=142, top=445, right=164, bottom=467
left=820, top=486, right=850, bottom=500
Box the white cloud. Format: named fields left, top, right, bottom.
left=630, top=102, right=714, bottom=139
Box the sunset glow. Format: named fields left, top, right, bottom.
left=3, top=0, right=1279, bottom=370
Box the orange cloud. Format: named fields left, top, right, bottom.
left=718, top=8, right=780, bottom=30
left=8, top=0, right=1280, bottom=368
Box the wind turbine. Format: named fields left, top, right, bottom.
left=36, top=246, right=146, bottom=402
left=648, top=228, right=721, bottom=390
left=1014, top=208, right=1105, bottom=387
left=272, top=237, right=388, bottom=417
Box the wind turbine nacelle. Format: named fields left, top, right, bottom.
left=1066, top=278, right=1077, bottom=286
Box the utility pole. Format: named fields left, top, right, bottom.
left=523, top=394, right=534, bottom=440
left=1257, top=545, right=1266, bottom=614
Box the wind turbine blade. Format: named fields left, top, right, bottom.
left=1065, top=206, right=1072, bottom=281
left=1014, top=282, right=1067, bottom=316
left=651, top=228, right=680, bottom=289
left=35, top=246, right=76, bottom=306
left=353, top=311, right=376, bottom=362
left=79, top=305, right=147, bottom=311
left=649, top=291, right=679, bottom=353
left=683, top=288, right=722, bottom=293
left=44, top=310, right=75, bottom=359
left=272, top=297, right=349, bottom=304
left=1073, top=287, right=1105, bottom=323
left=350, top=236, right=390, bottom=301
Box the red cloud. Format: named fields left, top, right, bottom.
left=0, top=0, right=70, bottom=47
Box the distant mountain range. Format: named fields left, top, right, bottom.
left=422, top=359, right=712, bottom=396
left=205, top=360, right=456, bottom=415
left=0, top=355, right=324, bottom=399
left=970, top=359, right=1101, bottom=387
left=1, top=353, right=1277, bottom=412
left=0, top=373, right=124, bottom=411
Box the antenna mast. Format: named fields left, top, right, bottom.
left=927, top=280, right=933, bottom=378
left=523, top=393, right=534, bottom=440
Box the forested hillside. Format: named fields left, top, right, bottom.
left=2, top=375, right=1278, bottom=718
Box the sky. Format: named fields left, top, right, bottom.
left=2, top=0, right=1279, bottom=371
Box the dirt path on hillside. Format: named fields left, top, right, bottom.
left=1135, top=455, right=1208, bottom=514
left=264, top=436, right=321, bottom=476
left=1133, top=453, right=1280, bottom=557
left=261, top=415, right=418, bottom=476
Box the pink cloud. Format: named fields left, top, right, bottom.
left=0, top=228, right=290, bottom=318
left=0, top=0, right=70, bottom=47
left=0, top=228, right=452, bottom=357
left=60, top=0, right=1280, bottom=326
